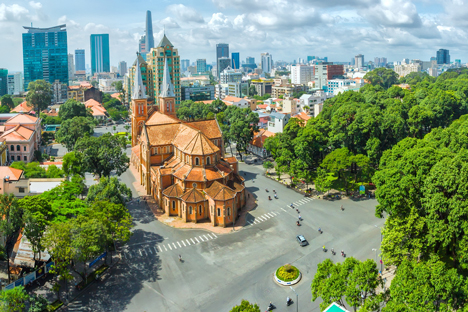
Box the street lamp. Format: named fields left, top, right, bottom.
left=375, top=225, right=383, bottom=273
left=372, top=248, right=378, bottom=265
left=289, top=286, right=298, bottom=312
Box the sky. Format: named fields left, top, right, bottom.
left=1, top=0, right=467, bottom=72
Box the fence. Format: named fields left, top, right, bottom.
left=4, top=261, right=55, bottom=290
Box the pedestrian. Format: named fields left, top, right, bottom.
left=137, top=198, right=140, bottom=205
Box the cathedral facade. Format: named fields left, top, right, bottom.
left=130, top=55, right=246, bottom=227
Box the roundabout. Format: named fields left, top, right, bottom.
left=274, top=264, right=302, bottom=286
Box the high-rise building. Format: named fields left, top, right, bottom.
left=75, top=49, right=85, bottom=72
left=246, top=57, right=255, bottom=64
left=354, top=54, right=364, bottom=69
left=373, top=57, right=387, bottom=68
left=145, top=10, right=154, bottom=53
left=216, top=43, right=229, bottom=62
left=261, top=52, right=273, bottom=74
left=0, top=69, right=7, bottom=96
left=455, top=59, right=462, bottom=67
left=217, top=57, right=231, bottom=79
left=139, top=35, right=146, bottom=55
left=436, top=49, right=450, bottom=64
left=90, top=34, right=110, bottom=74
left=7, top=72, right=23, bottom=95
left=22, top=24, right=68, bottom=90
left=118, top=61, right=127, bottom=77
left=181, top=59, right=190, bottom=72
left=68, top=53, right=75, bottom=80
left=291, top=65, right=313, bottom=84
left=196, top=59, right=207, bottom=73
left=231, top=52, right=240, bottom=70
left=307, top=56, right=314, bottom=63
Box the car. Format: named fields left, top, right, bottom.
left=296, top=235, right=308, bottom=246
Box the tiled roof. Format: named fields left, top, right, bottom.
left=146, top=124, right=180, bottom=145
left=11, top=101, right=33, bottom=113
left=0, top=167, right=23, bottom=181
left=173, top=164, right=192, bottom=180
left=205, top=181, right=236, bottom=201
left=180, top=188, right=205, bottom=203
left=223, top=96, right=244, bottom=103
left=216, top=163, right=233, bottom=175
left=173, top=127, right=219, bottom=156
left=84, top=99, right=101, bottom=107
left=0, top=125, right=34, bottom=141
left=88, top=105, right=107, bottom=116
left=185, top=168, right=205, bottom=181
left=295, top=112, right=311, bottom=122
left=131, top=145, right=140, bottom=160
left=227, top=180, right=245, bottom=193
left=111, top=93, right=121, bottom=99
left=146, top=112, right=179, bottom=126
left=185, top=120, right=222, bottom=139
left=224, top=157, right=237, bottom=164
left=6, top=114, right=37, bottom=125
left=205, top=168, right=223, bottom=180
left=251, top=129, right=275, bottom=148
left=162, top=184, right=184, bottom=198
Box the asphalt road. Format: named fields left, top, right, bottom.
left=65, top=151, right=384, bottom=312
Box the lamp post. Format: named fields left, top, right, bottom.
left=372, top=248, right=378, bottom=265
left=289, top=286, right=298, bottom=312
left=375, top=225, right=383, bottom=273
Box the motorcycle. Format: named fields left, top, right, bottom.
left=331, top=249, right=336, bottom=255
left=286, top=298, right=293, bottom=306
left=296, top=221, right=301, bottom=226
left=265, top=189, right=269, bottom=192
left=268, top=196, right=272, bottom=201
left=266, top=303, right=275, bottom=311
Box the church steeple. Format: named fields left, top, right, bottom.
left=159, top=57, right=176, bottom=115
left=132, top=53, right=147, bottom=100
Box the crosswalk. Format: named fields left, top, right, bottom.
left=245, top=211, right=280, bottom=226
left=286, top=197, right=314, bottom=208
left=123, top=233, right=218, bottom=259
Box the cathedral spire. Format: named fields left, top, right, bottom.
left=160, top=57, right=175, bottom=98
left=132, top=53, right=147, bottom=100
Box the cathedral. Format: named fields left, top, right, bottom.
left=130, top=55, right=246, bottom=227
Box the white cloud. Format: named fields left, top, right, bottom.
left=361, top=0, right=422, bottom=28
left=158, top=17, right=180, bottom=29
left=167, top=4, right=204, bottom=23
left=0, top=4, right=29, bottom=21
left=28, top=1, right=42, bottom=10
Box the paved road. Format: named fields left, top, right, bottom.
left=64, top=154, right=383, bottom=312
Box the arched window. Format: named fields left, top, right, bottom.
left=206, top=157, right=211, bottom=165
left=16, top=145, right=20, bottom=151
left=172, top=201, right=176, bottom=210
left=217, top=208, right=221, bottom=217
left=189, top=206, right=192, bottom=214
left=199, top=205, right=202, bottom=215
left=10, top=145, right=13, bottom=151
left=195, top=157, right=199, bottom=165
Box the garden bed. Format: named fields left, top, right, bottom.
left=274, top=264, right=302, bottom=286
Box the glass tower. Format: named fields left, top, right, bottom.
left=75, top=49, right=85, bottom=71
left=436, top=49, right=450, bottom=64
left=22, top=24, right=68, bottom=90
left=231, top=52, right=240, bottom=70
left=0, top=69, right=7, bottom=97
left=90, top=34, right=110, bottom=74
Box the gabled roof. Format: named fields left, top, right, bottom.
left=146, top=111, right=179, bottom=126
left=185, top=120, right=222, bottom=139
left=251, top=129, right=275, bottom=148
left=146, top=123, right=180, bottom=145
left=180, top=188, right=205, bottom=203
left=223, top=96, right=245, bottom=103
left=10, top=101, right=33, bottom=113
left=84, top=99, right=101, bottom=107
left=157, top=34, right=173, bottom=48
left=0, top=125, right=34, bottom=141
left=162, top=184, right=183, bottom=198
left=173, top=128, right=219, bottom=155
left=6, top=114, right=38, bottom=124
left=0, top=167, right=23, bottom=181
left=205, top=181, right=236, bottom=200
left=227, top=180, right=244, bottom=193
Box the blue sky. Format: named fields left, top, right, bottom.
left=1, top=0, right=467, bottom=72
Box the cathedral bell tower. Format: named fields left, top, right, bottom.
left=159, top=57, right=176, bottom=115
left=131, top=53, right=148, bottom=147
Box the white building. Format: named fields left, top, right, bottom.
left=299, top=91, right=329, bottom=114
left=268, top=112, right=291, bottom=133
left=355, top=54, right=364, bottom=69
left=261, top=52, right=273, bottom=74
left=99, top=78, right=124, bottom=93
left=227, top=82, right=248, bottom=98
left=282, top=96, right=300, bottom=115
left=291, top=65, right=313, bottom=84
left=428, top=67, right=438, bottom=78
left=393, top=64, right=421, bottom=77
left=223, top=96, right=250, bottom=109
left=68, top=54, right=75, bottom=80
left=7, top=72, right=23, bottom=95
left=215, top=84, right=229, bottom=99
left=220, top=68, right=243, bottom=84
left=327, top=79, right=353, bottom=94
left=314, top=64, right=328, bottom=89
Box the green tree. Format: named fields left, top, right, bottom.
left=62, top=151, right=84, bottom=177
left=314, top=168, right=336, bottom=195
left=248, top=85, right=257, bottom=97
left=0, top=194, right=22, bottom=283
left=0, top=286, right=29, bottom=312
left=263, top=161, right=273, bottom=173
left=10, top=161, right=47, bottom=178
left=28, top=294, right=48, bottom=312
left=25, top=80, right=53, bottom=113
left=363, top=68, right=399, bottom=89
left=74, top=133, right=129, bottom=177
left=230, top=300, right=261, bottom=312
left=87, top=177, right=132, bottom=206
left=1, top=95, right=14, bottom=110
left=311, top=258, right=383, bottom=311
left=225, top=107, right=259, bottom=161
left=46, top=164, right=64, bottom=178
left=58, top=99, right=89, bottom=121
left=56, top=116, right=96, bottom=151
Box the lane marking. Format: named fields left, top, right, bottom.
left=167, top=244, right=172, bottom=251
left=254, top=220, right=259, bottom=224
left=258, top=216, right=267, bottom=221
left=267, top=213, right=275, bottom=217
left=207, top=234, right=213, bottom=239
left=191, top=238, right=196, bottom=244
left=158, top=246, right=163, bottom=252
left=263, top=214, right=271, bottom=219
left=211, top=233, right=218, bottom=238
left=186, top=239, right=191, bottom=245
left=182, top=241, right=186, bottom=247
left=203, top=235, right=209, bottom=241
left=199, top=236, right=205, bottom=242
left=194, top=237, right=200, bottom=243
left=172, top=243, right=177, bottom=249
left=139, top=249, right=143, bottom=256
left=281, top=208, right=287, bottom=212
left=177, top=242, right=182, bottom=248
left=148, top=247, right=153, bottom=254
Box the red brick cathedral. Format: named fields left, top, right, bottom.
left=130, top=56, right=246, bottom=227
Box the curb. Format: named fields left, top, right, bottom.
left=273, top=271, right=302, bottom=286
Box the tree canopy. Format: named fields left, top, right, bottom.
left=1, top=95, right=14, bottom=110
left=58, top=99, right=89, bottom=121
left=55, top=116, right=97, bottom=151
left=25, top=80, right=52, bottom=113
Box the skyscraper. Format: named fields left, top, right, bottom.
left=68, top=54, right=75, bottom=79
left=354, top=54, right=364, bottom=68
left=75, top=49, right=85, bottom=71
left=246, top=57, right=255, bottom=64
left=118, top=61, right=127, bottom=77
left=196, top=59, right=206, bottom=73
left=231, top=52, right=240, bottom=70
left=436, top=49, right=450, bottom=64
left=261, top=52, right=273, bottom=74
left=181, top=59, right=190, bottom=72
left=217, top=57, right=231, bottom=79
left=216, top=43, right=229, bottom=61
left=145, top=11, right=154, bottom=52
left=90, top=34, right=110, bottom=74
left=22, top=24, right=68, bottom=90
left=0, top=69, right=7, bottom=96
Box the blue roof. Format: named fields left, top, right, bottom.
left=324, top=303, right=350, bottom=312
left=270, top=112, right=288, bottom=120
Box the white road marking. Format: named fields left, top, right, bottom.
left=203, top=235, right=209, bottom=241
left=177, top=242, right=182, bottom=248
left=281, top=208, right=287, bottom=212
left=186, top=239, right=191, bottom=245
left=159, top=246, right=163, bottom=252
left=191, top=238, right=196, bottom=244
left=194, top=237, right=200, bottom=243
left=267, top=213, right=275, bottom=217
left=207, top=234, right=213, bottom=239
left=139, top=249, right=143, bottom=256
left=254, top=220, right=259, bottom=224
left=199, top=236, right=205, bottom=242
left=168, top=244, right=172, bottom=250
left=263, top=214, right=271, bottom=219
left=211, top=233, right=218, bottom=238
left=172, top=243, right=177, bottom=249
left=258, top=216, right=267, bottom=221
left=147, top=247, right=153, bottom=254
left=182, top=241, right=186, bottom=247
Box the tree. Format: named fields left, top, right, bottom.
left=363, top=68, right=399, bottom=89
left=74, top=133, right=129, bottom=178
left=230, top=300, right=261, bottom=312
left=1, top=95, right=14, bottom=110
left=58, top=99, right=89, bottom=121
left=46, top=164, right=64, bottom=178
left=56, top=116, right=97, bottom=151
left=0, top=286, right=29, bottom=312
left=111, top=80, right=126, bottom=104
left=314, top=168, right=336, bottom=195
left=25, top=80, right=52, bottom=113
left=0, top=194, right=22, bottom=283
left=225, top=107, right=259, bottom=161
left=87, top=177, right=132, bottom=206
left=263, top=161, right=273, bottom=173
left=248, top=85, right=257, bottom=97
left=10, top=161, right=46, bottom=178
left=311, top=258, right=384, bottom=311
left=62, top=151, right=84, bottom=177
left=28, top=294, right=48, bottom=312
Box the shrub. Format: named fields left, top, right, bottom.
left=276, top=264, right=299, bottom=282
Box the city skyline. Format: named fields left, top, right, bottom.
left=0, top=1, right=467, bottom=71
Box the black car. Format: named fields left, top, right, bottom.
left=296, top=235, right=308, bottom=246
